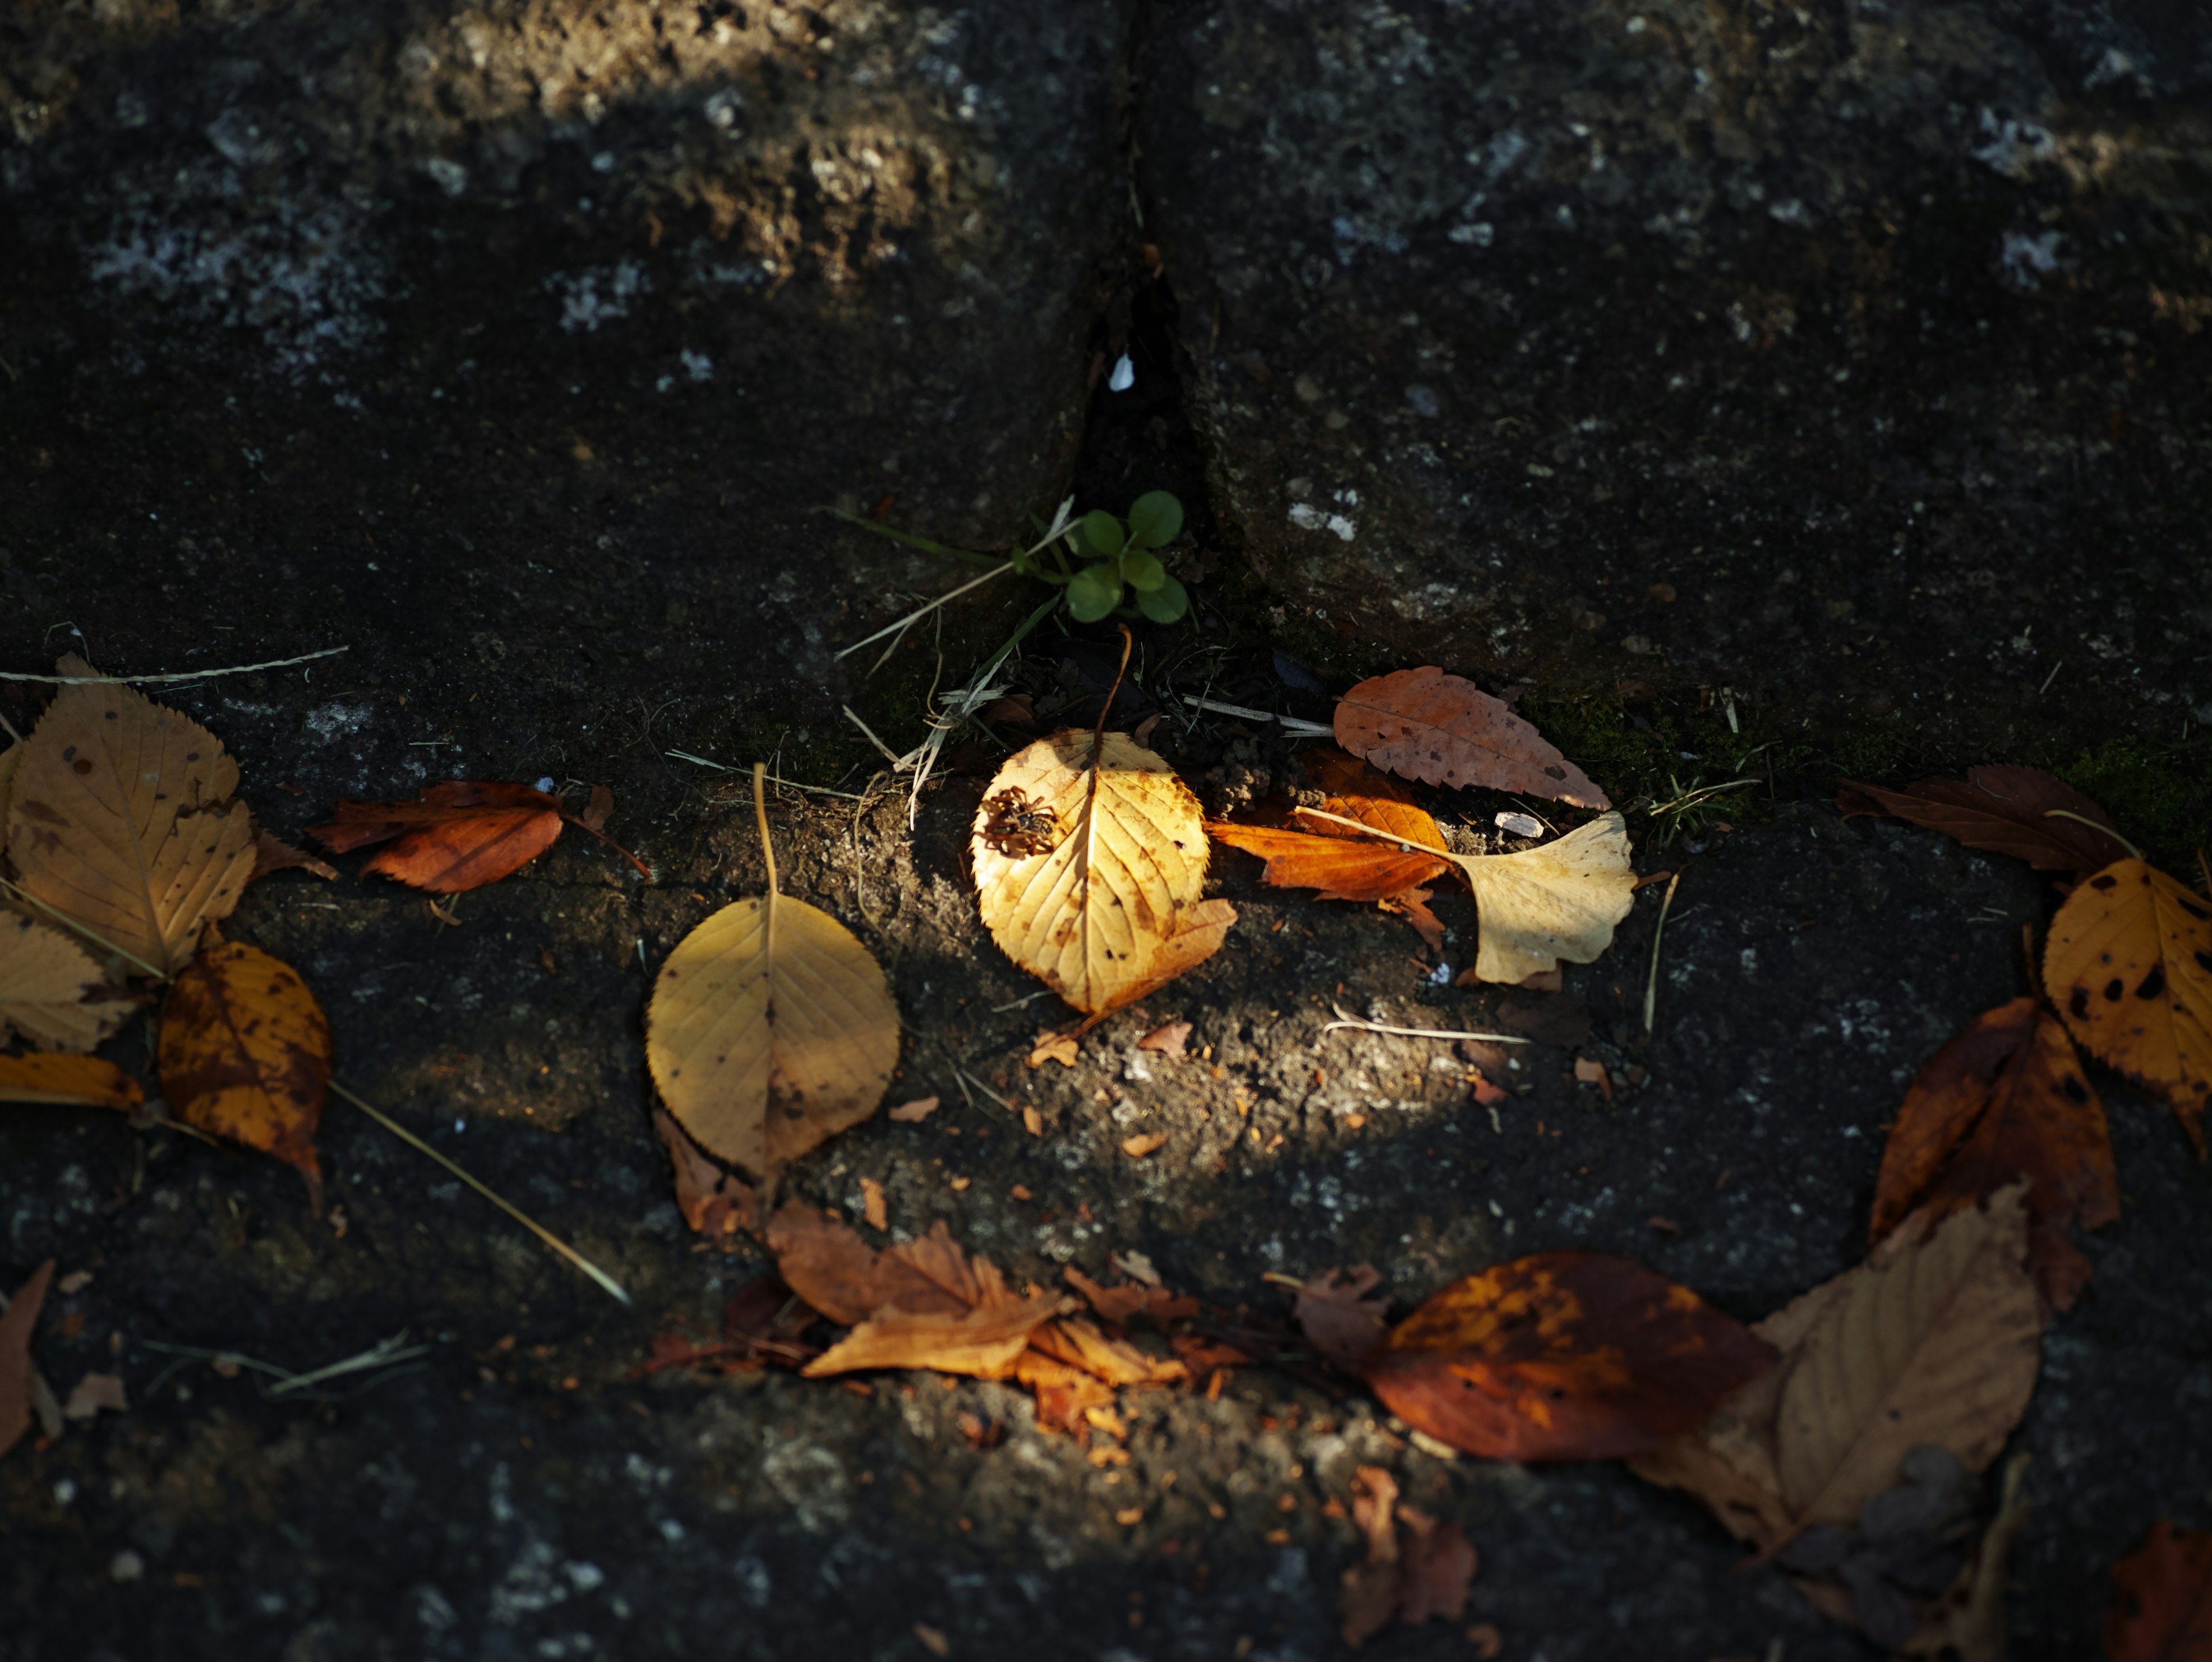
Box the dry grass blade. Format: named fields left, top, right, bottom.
left=647, top=764, right=899, bottom=1176
left=8, top=655, right=255, bottom=975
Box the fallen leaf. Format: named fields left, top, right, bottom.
left=2108, top=1519, right=2212, bottom=1662
left=158, top=938, right=332, bottom=1211
left=1338, top=1466, right=1479, bottom=1647
left=577, top=784, right=615, bottom=834
left=972, top=729, right=1236, bottom=1021
left=249, top=826, right=338, bottom=883
left=310, top=781, right=566, bottom=892
left=1063, top=1267, right=1198, bottom=1326
left=1295, top=1265, right=1391, bottom=1372
left=2044, top=860, right=2212, bottom=1153
left=0, top=913, right=134, bottom=1053
left=1016, top=1347, right=1118, bottom=1430
left=1837, top=766, right=2133, bottom=876
left=0, top=1260, right=54, bottom=1462
left=1210, top=751, right=1453, bottom=903
left=1631, top=1187, right=2042, bottom=1552
left=1021, top=1104, right=1043, bottom=1137
left=1122, top=1131, right=1168, bottom=1158
left=647, top=769, right=899, bottom=1178
left=912, top=1622, right=952, bottom=1659
left=1335, top=666, right=1609, bottom=808
left=860, top=1177, right=888, bottom=1231
left=9, top=656, right=256, bottom=974
left=61, top=1372, right=127, bottom=1421
left=652, top=1107, right=757, bottom=1237
left=0, top=1053, right=143, bottom=1113
left=1360, top=1253, right=1774, bottom=1461
left=1378, top=887, right=1446, bottom=953
left=1137, top=1021, right=1192, bottom=1056
left=638, top=1275, right=819, bottom=1376
left=1872, top=997, right=2116, bottom=1309
left=1027, top=1315, right=1184, bottom=1387
left=765, top=1203, right=1067, bottom=1380
left=1573, top=1055, right=1613, bottom=1101
left=1028, top=1030, right=1079, bottom=1069
left=1112, top=1248, right=1161, bottom=1286
left=888, top=1095, right=940, bottom=1123
left=1456, top=815, right=1637, bottom=983
left=1897, top=1452, right=2030, bottom=1662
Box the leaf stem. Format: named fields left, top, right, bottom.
left=330, top=1080, right=631, bottom=1306
left=1643, top=870, right=1683, bottom=1034
left=753, top=762, right=778, bottom=967
left=2041, top=808, right=2142, bottom=862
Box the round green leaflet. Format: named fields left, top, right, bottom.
left=1124, top=491, right=1184, bottom=550
left=1067, top=563, right=1124, bottom=622
left=1120, top=549, right=1166, bottom=592
left=1137, top=574, right=1189, bottom=623
left=1081, top=510, right=1125, bottom=558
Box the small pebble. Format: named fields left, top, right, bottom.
left=109, top=1551, right=144, bottom=1583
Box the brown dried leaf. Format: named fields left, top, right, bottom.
left=2108, top=1518, right=2212, bottom=1662
left=0, top=913, right=133, bottom=1053
left=888, top=1095, right=940, bottom=1123
left=0, top=1260, right=54, bottom=1463
left=860, top=1177, right=888, bottom=1232
left=1025, top=1316, right=1185, bottom=1386
left=249, top=826, right=338, bottom=883
left=9, top=657, right=256, bottom=974
left=972, top=730, right=1235, bottom=1020
left=1336, top=667, right=1609, bottom=808
left=1337, top=1467, right=1479, bottom=1647
left=1872, top=998, right=2116, bottom=1309
left=1837, top=765, right=2131, bottom=876
left=1631, top=1188, right=2042, bottom=1551
left=0, top=1053, right=143, bottom=1113
left=1136, top=1021, right=1192, bottom=1056
left=309, top=781, right=565, bottom=892
left=1122, top=1131, right=1168, bottom=1158
left=651, top=1107, right=757, bottom=1238
left=1295, top=1265, right=1390, bottom=1373
left=157, top=940, right=332, bottom=1212
left=61, top=1371, right=127, bottom=1421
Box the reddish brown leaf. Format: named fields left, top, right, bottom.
left=0, top=1260, right=54, bottom=1462
left=1872, top=998, right=2117, bottom=1309
left=1137, top=1020, right=1192, bottom=1056
left=652, top=1108, right=758, bottom=1238
left=1336, top=667, right=1609, bottom=808
left=2109, top=1520, right=2212, bottom=1662
left=1341, top=1466, right=1404, bottom=1647
left=1294, top=1265, right=1390, bottom=1373
left=638, top=1275, right=819, bottom=1376
left=1836, top=765, right=2131, bottom=876
left=577, top=784, right=615, bottom=834
left=1025, top=1315, right=1184, bottom=1387
left=1393, top=1505, right=1478, bottom=1626
left=1379, top=887, right=1446, bottom=953
left=1064, top=1267, right=1198, bottom=1326
left=1361, top=1254, right=1775, bottom=1462
left=1338, top=1467, right=1479, bottom=1648
left=309, top=781, right=566, bottom=892
left=250, top=826, right=338, bottom=883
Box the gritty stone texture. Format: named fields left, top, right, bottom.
left=1, top=0, right=1137, bottom=755
left=1140, top=0, right=2212, bottom=740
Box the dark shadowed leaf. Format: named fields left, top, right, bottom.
left=1836, top=765, right=2132, bottom=876
left=2108, top=1520, right=2212, bottom=1662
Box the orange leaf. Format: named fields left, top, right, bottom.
left=0, top=1260, right=54, bottom=1462
left=1025, top=1315, right=1184, bottom=1386
left=2044, top=860, right=2212, bottom=1153
left=1122, top=1131, right=1168, bottom=1158
left=1871, top=997, right=2116, bottom=1309
left=1206, top=821, right=1449, bottom=901
left=309, top=781, right=566, bottom=892
left=0, top=1053, right=143, bottom=1113
left=2109, top=1520, right=2212, bottom=1662
left=1335, top=667, right=1609, bottom=808
left=1360, top=1253, right=1774, bottom=1461
left=157, top=940, right=332, bottom=1211
left=1837, top=765, right=2132, bottom=876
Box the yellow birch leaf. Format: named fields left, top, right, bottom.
left=2042, top=858, right=2212, bottom=1153
left=0, top=1053, right=143, bottom=1112
left=971, top=729, right=1235, bottom=1019
left=9, top=657, right=256, bottom=976
left=647, top=765, right=898, bottom=1178
left=157, top=938, right=332, bottom=1210
left=0, top=913, right=134, bottom=1052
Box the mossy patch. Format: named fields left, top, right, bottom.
left=2058, top=739, right=2210, bottom=872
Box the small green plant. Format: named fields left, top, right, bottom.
left=1062, top=493, right=1190, bottom=623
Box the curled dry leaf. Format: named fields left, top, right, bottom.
left=646, top=766, right=899, bottom=1178
left=2043, top=860, right=2212, bottom=1154
left=60, top=1371, right=127, bottom=1421
left=9, top=656, right=256, bottom=975
left=1294, top=1265, right=1390, bottom=1373
left=1630, top=1187, right=2042, bottom=1552
left=1359, top=1253, right=1774, bottom=1462
left=249, top=826, right=338, bottom=883
left=157, top=939, right=333, bottom=1212
left=972, top=730, right=1236, bottom=1022
left=1025, top=1314, right=1184, bottom=1387
left=1336, top=666, right=1609, bottom=808
left=0, top=1260, right=54, bottom=1463
left=1339, top=1466, right=1478, bottom=1648
left=888, top=1095, right=940, bottom=1123
left=0, top=1053, right=143, bottom=1114
left=765, top=1203, right=1068, bottom=1380
left=0, top=913, right=133, bottom=1053
left=1063, top=1267, right=1198, bottom=1326
left=1872, top=997, right=2116, bottom=1310
left=310, top=781, right=566, bottom=892
left=1837, top=765, right=2133, bottom=876
left=1137, top=1020, right=1191, bottom=1056
left=2108, top=1519, right=2212, bottom=1662
left=651, top=1107, right=757, bottom=1238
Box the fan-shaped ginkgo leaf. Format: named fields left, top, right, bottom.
left=647, top=765, right=898, bottom=1178
left=8, top=656, right=256, bottom=975
left=1457, top=814, right=1637, bottom=983
left=1336, top=667, right=1609, bottom=808
left=0, top=913, right=133, bottom=1053
left=972, top=730, right=1235, bottom=1019
left=2044, top=860, right=2212, bottom=1154
left=158, top=938, right=333, bottom=1210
